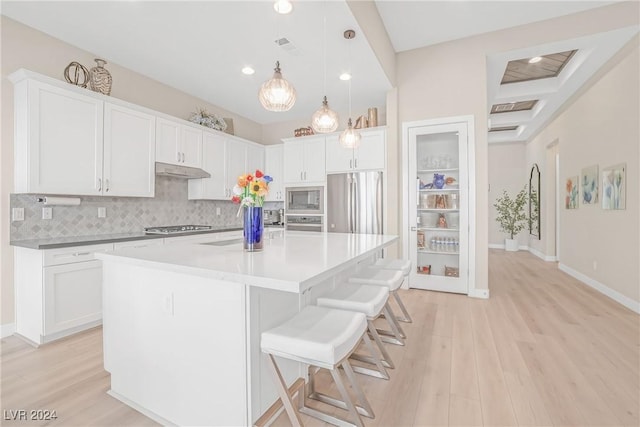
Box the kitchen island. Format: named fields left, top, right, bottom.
left=97, top=231, right=397, bottom=426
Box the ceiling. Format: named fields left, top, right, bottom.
left=2, top=1, right=636, bottom=144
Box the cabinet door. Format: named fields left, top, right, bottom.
left=44, top=260, right=102, bottom=335
left=181, top=126, right=203, bottom=168
left=156, top=118, right=181, bottom=164
left=188, top=131, right=227, bottom=200
left=246, top=143, right=265, bottom=175
left=355, top=130, right=385, bottom=171
left=303, top=137, right=326, bottom=182
left=283, top=142, right=304, bottom=183
left=225, top=139, right=247, bottom=196
left=265, top=145, right=284, bottom=201
left=325, top=134, right=354, bottom=173
left=103, top=103, right=156, bottom=197
left=25, top=81, right=104, bottom=195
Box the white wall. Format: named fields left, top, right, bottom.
left=488, top=143, right=528, bottom=246
left=0, top=16, right=263, bottom=327
left=527, top=35, right=639, bottom=305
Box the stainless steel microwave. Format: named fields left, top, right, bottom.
left=285, top=186, right=324, bottom=214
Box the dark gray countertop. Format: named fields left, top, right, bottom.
left=10, top=226, right=244, bottom=250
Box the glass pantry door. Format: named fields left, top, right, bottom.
left=408, top=122, right=469, bottom=294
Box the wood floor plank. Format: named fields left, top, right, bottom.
left=412, top=334, right=452, bottom=427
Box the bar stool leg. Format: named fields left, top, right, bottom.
left=393, top=289, right=413, bottom=323
left=351, top=320, right=395, bottom=372
left=341, top=360, right=375, bottom=418
left=330, top=368, right=364, bottom=427
left=265, top=354, right=304, bottom=427
left=377, top=303, right=406, bottom=345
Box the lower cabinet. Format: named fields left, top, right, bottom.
left=43, top=260, right=103, bottom=335
left=14, top=243, right=113, bottom=345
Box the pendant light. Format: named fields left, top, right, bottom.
left=259, top=61, right=297, bottom=112
left=311, top=13, right=338, bottom=133
left=339, top=29, right=361, bottom=148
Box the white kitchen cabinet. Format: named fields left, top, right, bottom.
left=11, top=76, right=104, bottom=195
left=188, top=131, right=227, bottom=199
left=265, top=145, right=284, bottom=201
left=325, top=127, right=386, bottom=173
left=189, top=133, right=265, bottom=200
left=156, top=117, right=203, bottom=168
left=10, top=70, right=157, bottom=197
left=104, top=103, right=156, bottom=197
left=282, top=136, right=326, bottom=185
left=246, top=141, right=265, bottom=175
left=15, top=243, right=113, bottom=345
left=43, top=260, right=103, bottom=335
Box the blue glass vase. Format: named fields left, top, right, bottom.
left=243, top=206, right=264, bottom=251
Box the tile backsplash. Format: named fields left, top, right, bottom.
left=10, top=176, right=283, bottom=241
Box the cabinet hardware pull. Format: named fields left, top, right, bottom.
left=105, top=179, right=110, bottom=192
left=355, top=159, right=358, bottom=169
left=300, top=171, right=303, bottom=181
left=177, top=152, right=180, bottom=162
left=350, top=159, right=352, bottom=169
left=73, top=252, right=91, bottom=257
left=182, top=152, right=185, bottom=163
left=97, top=178, right=102, bottom=192
left=304, top=171, right=307, bottom=180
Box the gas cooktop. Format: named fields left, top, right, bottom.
left=144, top=225, right=212, bottom=235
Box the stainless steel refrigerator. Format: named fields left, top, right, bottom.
left=327, top=171, right=383, bottom=234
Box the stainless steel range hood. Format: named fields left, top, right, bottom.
left=155, top=162, right=210, bottom=179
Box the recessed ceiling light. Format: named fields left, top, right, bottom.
left=273, top=0, right=293, bottom=14
left=241, top=66, right=255, bottom=75
left=339, top=73, right=351, bottom=81
left=528, top=56, right=542, bottom=64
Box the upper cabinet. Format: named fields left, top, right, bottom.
left=10, top=71, right=155, bottom=197
left=156, top=118, right=203, bottom=169
left=188, top=132, right=264, bottom=200
left=325, top=127, right=386, bottom=173
left=103, top=103, right=155, bottom=197
left=265, top=145, right=284, bottom=201
left=282, top=135, right=326, bottom=185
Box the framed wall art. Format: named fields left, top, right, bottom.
left=602, top=163, right=626, bottom=210
left=565, top=176, right=579, bottom=209
left=581, top=165, right=598, bottom=205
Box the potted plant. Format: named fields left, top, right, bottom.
left=493, top=187, right=528, bottom=251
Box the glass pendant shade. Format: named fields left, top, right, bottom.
left=311, top=96, right=339, bottom=133
left=339, top=118, right=361, bottom=148
left=259, top=61, right=296, bottom=112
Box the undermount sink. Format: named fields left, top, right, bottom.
left=200, top=238, right=244, bottom=246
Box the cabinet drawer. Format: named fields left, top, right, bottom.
left=113, top=239, right=164, bottom=250
left=43, top=243, right=114, bottom=266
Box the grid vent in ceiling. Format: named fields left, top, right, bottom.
left=491, top=100, right=538, bottom=114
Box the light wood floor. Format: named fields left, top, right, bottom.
left=2, top=249, right=639, bottom=426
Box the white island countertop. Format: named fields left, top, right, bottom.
left=97, top=231, right=398, bottom=293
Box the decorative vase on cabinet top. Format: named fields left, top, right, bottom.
left=89, top=58, right=112, bottom=96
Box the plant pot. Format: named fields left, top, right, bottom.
left=504, top=238, right=519, bottom=252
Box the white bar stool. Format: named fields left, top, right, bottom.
left=316, top=283, right=396, bottom=378
left=348, top=267, right=407, bottom=344
left=371, top=258, right=413, bottom=323
left=261, top=306, right=375, bottom=427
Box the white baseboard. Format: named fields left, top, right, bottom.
left=468, top=288, right=490, bottom=299
left=528, top=246, right=557, bottom=262
left=1, top=323, right=16, bottom=339
left=108, top=390, right=176, bottom=426
left=488, top=243, right=504, bottom=249
left=558, top=263, right=640, bottom=314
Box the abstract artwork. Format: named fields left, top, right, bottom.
left=565, top=176, right=578, bottom=209
left=602, top=164, right=626, bottom=210
left=581, top=165, right=598, bottom=205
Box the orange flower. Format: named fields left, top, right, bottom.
left=237, top=175, right=248, bottom=187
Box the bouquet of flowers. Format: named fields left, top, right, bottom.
left=231, top=169, right=273, bottom=208
left=188, top=108, right=228, bottom=131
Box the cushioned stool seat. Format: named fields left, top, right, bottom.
left=261, top=306, right=375, bottom=427
left=262, top=305, right=366, bottom=368
left=370, top=259, right=413, bottom=323
left=348, top=267, right=407, bottom=343
left=374, top=258, right=411, bottom=276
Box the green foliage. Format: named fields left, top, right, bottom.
left=493, top=187, right=528, bottom=240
